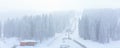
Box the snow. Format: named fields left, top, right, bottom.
left=1, top=15, right=120, bottom=48
left=12, top=32, right=83, bottom=48
left=69, top=15, right=120, bottom=48
left=0, top=38, right=19, bottom=48
left=71, top=27, right=120, bottom=48
left=0, top=32, right=84, bottom=48
left=21, top=40, right=37, bottom=42
left=1, top=31, right=120, bottom=48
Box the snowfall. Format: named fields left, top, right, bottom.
left=0, top=28, right=120, bottom=48
left=0, top=17, right=120, bottom=48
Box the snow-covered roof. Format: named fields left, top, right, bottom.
left=21, top=40, right=37, bottom=42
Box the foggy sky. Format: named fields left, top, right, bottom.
left=0, top=0, right=120, bottom=20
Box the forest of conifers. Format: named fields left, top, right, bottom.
left=79, top=9, right=120, bottom=43
left=1, top=9, right=120, bottom=44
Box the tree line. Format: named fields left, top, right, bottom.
left=2, top=12, right=74, bottom=42
left=79, top=9, right=120, bottom=43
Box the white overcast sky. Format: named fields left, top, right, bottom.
left=0, top=0, right=120, bottom=20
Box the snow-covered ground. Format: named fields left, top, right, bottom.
left=0, top=38, right=19, bottom=48
left=1, top=31, right=120, bottom=48
left=70, top=25, right=120, bottom=48
left=0, top=32, right=83, bottom=48
left=1, top=16, right=120, bottom=48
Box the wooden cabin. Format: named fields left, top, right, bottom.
left=20, top=40, right=37, bottom=46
